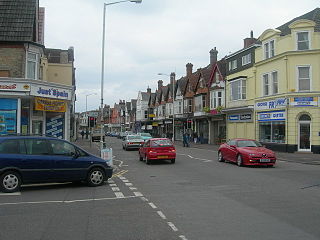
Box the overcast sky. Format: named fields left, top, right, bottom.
left=40, top=0, right=319, bottom=112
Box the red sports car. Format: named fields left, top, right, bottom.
left=139, top=138, right=176, bottom=164
left=218, top=139, right=276, bottom=167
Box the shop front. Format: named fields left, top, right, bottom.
left=0, top=79, right=73, bottom=140
left=226, top=111, right=254, bottom=140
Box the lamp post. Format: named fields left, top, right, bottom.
left=100, top=0, right=142, bottom=152
left=158, top=72, right=175, bottom=142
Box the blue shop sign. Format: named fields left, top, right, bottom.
left=258, top=110, right=286, bottom=122
left=255, top=98, right=287, bottom=110
left=229, top=115, right=240, bottom=121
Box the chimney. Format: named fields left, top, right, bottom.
left=243, top=30, right=257, bottom=48
left=186, top=63, right=193, bottom=77
left=158, top=80, right=163, bottom=90
left=210, top=47, right=218, bottom=65
left=170, top=72, right=175, bottom=85
left=147, top=86, right=151, bottom=94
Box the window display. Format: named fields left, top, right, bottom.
left=259, top=121, right=285, bottom=143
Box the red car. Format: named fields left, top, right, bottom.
left=139, top=138, right=176, bottom=164
left=218, top=139, right=276, bottom=167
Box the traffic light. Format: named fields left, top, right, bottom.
left=89, top=117, right=95, bottom=127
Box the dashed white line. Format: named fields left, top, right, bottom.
left=125, top=183, right=133, bottom=186
left=140, top=197, right=149, bottom=202
left=114, top=192, right=125, bottom=198
left=129, top=187, right=137, bottom=190
left=109, top=184, right=117, bottom=187
left=157, top=211, right=167, bottom=220
left=111, top=187, right=120, bottom=192
left=108, top=180, right=115, bottom=184
left=133, top=192, right=143, bottom=197
left=167, top=222, right=178, bottom=232
left=122, top=179, right=129, bottom=183
left=148, top=202, right=157, bottom=209
left=179, top=235, right=188, bottom=240
left=119, top=176, right=126, bottom=180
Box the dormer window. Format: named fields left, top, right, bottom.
left=242, top=53, right=251, bottom=66
left=264, top=40, right=275, bottom=59
left=297, top=31, right=310, bottom=50
left=228, top=60, right=237, bottom=71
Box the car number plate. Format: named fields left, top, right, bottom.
left=157, top=156, right=168, bottom=159
left=260, top=159, right=270, bottom=162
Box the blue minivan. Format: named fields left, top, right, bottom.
left=0, top=136, right=113, bottom=193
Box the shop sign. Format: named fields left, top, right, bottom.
left=255, top=98, right=287, bottom=110
left=35, top=97, right=67, bottom=112
left=290, top=97, right=318, bottom=107
left=152, top=122, right=158, bottom=126
left=228, top=113, right=252, bottom=122
left=31, top=84, right=72, bottom=100
left=0, top=82, right=30, bottom=91
left=149, top=114, right=155, bottom=118
left=257, top=110, right=286, bottom=121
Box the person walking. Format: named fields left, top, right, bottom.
left=183, top=132, right=190, bottom=147
left=80, top=130, right=85, bottom=140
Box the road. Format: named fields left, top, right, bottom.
left=1, top=137, right=320, bottom=240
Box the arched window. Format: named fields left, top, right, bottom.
left=299, top=114, right=311, bottom=121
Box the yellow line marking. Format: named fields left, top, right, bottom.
left=111, top=170, right=128, bottom=179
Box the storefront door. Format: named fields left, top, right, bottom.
left=32, top=120, right=43, bottom=135
left=298, top=115, right=311, bottom=152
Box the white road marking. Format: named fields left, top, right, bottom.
left=122, top=179, right=129, bottom=183
left=109, top=184, right=117, bottom=187
left=125, top=183, right=133, bottom=186
left=140, top=197, right=149, bottom=202
left=157, top=211, right=167, bottom=220
left=114, top=192, right=125, bottom=198
left=108, top=180, right=115, bottom=184
left=148, top=202, right=157, bottom=209
left=119, top=176, right=126, bottom=180
left=133, top=192, right=143, bottom=197
left=0, top=192, right=21, bottom=196
left=167, top=222, right=178, bottom=232
left=179, top=235, right=188, bottom=240
left=0, top=196, right=139, bottom=206
left=111, top=187, right=120, bottom=192
left=177, top=153, right=212, bottom=162
left=129, top=187, right=137, bottom=190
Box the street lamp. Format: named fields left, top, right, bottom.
left=158, top=72, right=175, bottom=142
left=100, top=0, right=142, bottom=152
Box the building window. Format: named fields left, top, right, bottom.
left=297, top=32, right=309, bottom=50
left=262, top=71, right=278, bottom=96
left=178, top=101, right=182, bottom=114
left=162, top=105, right=166, bottom=116
left=214, top=72, right=220, bottom=83
left=264, top=40, right=275, bottom=59
left=230, top=78, right=246, bottom=101
left=27, top=52, right=38, bottom=79
left=194, top=95, right=202, bottom=112
left=259, top=121, right=285, bottom=143
left=188, top=99, right=192, bottom=112
left=202, top=95, right=206, bottom=108
left=297, top=66, right=311, bottom=91
left=228, top=59, right=237, bottom=71
left=242, top=53, right=251, bottom=66
left=144, top=110, right=148, bottom=119
left=210, top=91, right=224, bottom=109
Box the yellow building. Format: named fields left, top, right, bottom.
left=226, top=8, right=320, bottom=153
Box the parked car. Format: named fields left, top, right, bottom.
left=0, top=136, right=113, bottom=193
left=91, top=129, right=105, bottom=142
left=138, top=138, right=176, bottom=164
left=118, top=132, right=127, bottom=140
left=218, top=138, right=276, bottom=167
left=138, top=132, right=153, bottom=141
left=122, top=135, right=144, bottom=150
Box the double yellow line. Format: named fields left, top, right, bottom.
left=111, top=169, right=128, bottom=178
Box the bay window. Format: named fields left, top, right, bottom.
left=27, top=52, right=38, bottom=79
left=210, top=90, right=224, bottom=109
left=230, top=78, right=246, bottom=101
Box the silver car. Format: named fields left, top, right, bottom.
left=122, top=135, right=145, bottom=151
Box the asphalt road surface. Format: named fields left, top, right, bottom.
left=1, top=137, right=320, bottom=240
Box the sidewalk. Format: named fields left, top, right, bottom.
left=174, top=141, right=320, bottom=165
left=73, top=138, right=101, bottom=157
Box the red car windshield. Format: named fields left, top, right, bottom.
left=237, top=140, right=262, bottom=147
left=151, top=139, right=173, bottom=147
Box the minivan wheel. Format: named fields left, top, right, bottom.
left=0, top=171, right=21, bottom=193
left=87, top=168, right=105, bottom=187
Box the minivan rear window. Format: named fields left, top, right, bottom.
left=151, top=139, right=173, bottom=147
left=0, top=139, right=24, bottom=154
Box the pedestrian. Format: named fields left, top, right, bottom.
left=81, top=130, right=85, bottom=140
left=193, top=132, right=198, bottom=144
left=85, top=130, right=89, bottom=139
left=183, top=132, right=190, bottom=147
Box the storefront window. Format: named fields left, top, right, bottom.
left=0, top=99, right=18, bottom=135
left=21, top=99, right=30, bottom=135
left=259, top=121, right=285, bottom=143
